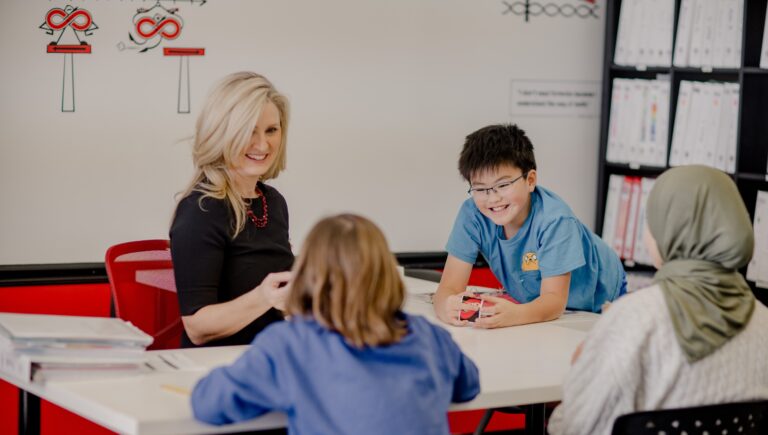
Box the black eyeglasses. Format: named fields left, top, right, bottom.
left=467, top=173, right=527, bottom=198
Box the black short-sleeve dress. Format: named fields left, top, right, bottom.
left=170, top=182, right=294, bottom=347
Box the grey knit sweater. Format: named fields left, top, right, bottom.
left=548, top=284, right=768, bottom=435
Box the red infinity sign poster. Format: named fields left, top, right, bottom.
left=118, top=1, right=207, bottom=114
left=40, top=6, right=98, bottom=112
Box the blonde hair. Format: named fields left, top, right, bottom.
left=179, top=72, right=289, bottom=237
left=286, top=214, right=407, bottom=348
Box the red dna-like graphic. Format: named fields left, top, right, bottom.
left=46, top=8, right=92, bottom=31
left=136, top=16, right=181, bottom=40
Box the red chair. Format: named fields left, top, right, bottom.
left=105, top=240, right=182, bottom=350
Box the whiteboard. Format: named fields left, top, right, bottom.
left=0, top=0, right=604, bottom=265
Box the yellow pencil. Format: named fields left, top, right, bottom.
left=161, top=384, right=191, bottom=396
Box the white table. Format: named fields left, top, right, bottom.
left=402, top=277, right=598, bottom=410
left=2, top=277, right=597, bottom=435
left=7, top=347, right=277, bottom=435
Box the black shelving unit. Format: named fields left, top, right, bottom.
left=596, top=0, right=768, bottom=304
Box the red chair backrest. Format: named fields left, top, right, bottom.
left=105, top=240, right=181, bottom=350
left=468, top=268, right=503, bottom=289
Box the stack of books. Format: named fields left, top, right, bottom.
left=601, top=175, right=656, bottom=267
left=669, top=81, right=739, bottom=172
left=0, top=313, right=153, bottom=382
left=674, top=0, right=743, bottom=68
left=614, top=0, right=675, bottom=67
left=606, top=77, right=670, bottom=167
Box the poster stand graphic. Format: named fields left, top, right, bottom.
left=40, top=7, right=98, bottom=112
left=163, top=47, right=205, bottom=114
left=121, top=1, right=207, bottom=114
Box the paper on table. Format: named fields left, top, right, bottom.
left=145, top=352, right=204, bottom=372
left=161, top=383, right=191, bottom=396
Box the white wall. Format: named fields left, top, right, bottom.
left=0, top=0, right=604, bottom=265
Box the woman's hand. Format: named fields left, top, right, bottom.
left=256, top=271, right=293, bottom=311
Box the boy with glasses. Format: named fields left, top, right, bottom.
left=433, top=124, right=625, bottom=328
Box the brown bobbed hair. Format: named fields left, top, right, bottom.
left=286, top=214, right=407, bottom=348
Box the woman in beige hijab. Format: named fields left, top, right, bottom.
left=548, top=166, right=768, bottom=435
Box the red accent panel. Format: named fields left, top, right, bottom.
left=448, top=409, right=525, bottom=433
left=0, top=284, right=110, bottom=316
left=163, top=47, right=205, bottom=56
left=46, top=44, right=92, bottom=54
left=0, top=283, right=113, bottom=435
left=41, top=401, right=116, bottom=435
left=0, top=380, right=18, bottom=434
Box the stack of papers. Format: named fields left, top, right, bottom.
left=674, top=0, right=742, bottom=68
left=669, top=81, right=739, bottom=172
left=747, top=191, right=768, bottom=289
left=0, top=313, right=153, bottom=382
left=614, top=0, right=675, bottom=67
left=601, top=175, right=656, bottom=266
left=606, top=78, right=670, bottom=167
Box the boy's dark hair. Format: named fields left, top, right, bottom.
left=458, top=124, right=536, bottom=181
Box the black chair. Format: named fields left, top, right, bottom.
left=611, top=400, right=768, bottom=435
left=404, top=267, right=443, bottom=283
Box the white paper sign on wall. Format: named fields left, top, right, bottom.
left=510, top=80, right=600, bottom=117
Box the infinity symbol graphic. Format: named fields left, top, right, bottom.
left=46, top=8, right=92, bottom=31
left=136, top=16, right=181, bottom=39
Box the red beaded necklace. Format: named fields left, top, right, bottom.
left=246, top=186, right=269, bottom=228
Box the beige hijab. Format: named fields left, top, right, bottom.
left=646, top=165, right=755, bottom=362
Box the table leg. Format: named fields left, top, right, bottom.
left=472, top=409, right=494, bottom=435
left=524, top=403, right=546, bottom=435
left=19, top=389, right=40, bottom=435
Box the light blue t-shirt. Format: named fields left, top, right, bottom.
left=446, top=186, right=625, bottom=312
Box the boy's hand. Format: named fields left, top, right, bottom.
left=436, top=292, right=470, bottom=327
left=472, top=294, right=519, bottom=328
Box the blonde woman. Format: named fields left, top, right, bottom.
left=191, top=214, right=480, bottom=434
left=170, top=72, right=293, bottom=347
